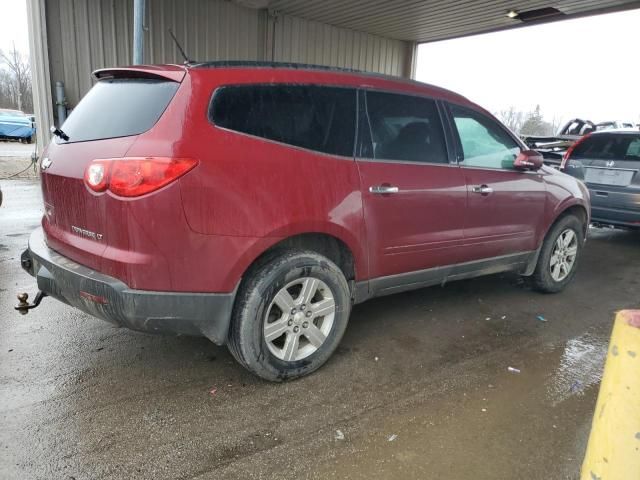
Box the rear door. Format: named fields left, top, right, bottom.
left=356, top=90, right=467, bottom=282
left=40, top=74, right=181, bottom=270
left=446, top=104, right=546, bottom=260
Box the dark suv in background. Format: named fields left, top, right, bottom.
left=562, top=130, right=640, bottom=229
left=20, top=62, right=589, bottom=381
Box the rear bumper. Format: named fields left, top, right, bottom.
left=22, top=228, right=236, bottom=344
left=588, top=187, right=640, bottom=228
left=591, top=206, right=640, bottom=229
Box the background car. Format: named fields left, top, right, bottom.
left=521, top=118, right=597, bottom=167
left=595, top=120, right=637, bottom=131
left=562, top=129, right=640, bottom=229
left=0, top=108, right=35, bottom=143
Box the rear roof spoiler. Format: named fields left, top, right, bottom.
left=93, top=65, right=187, bottom=83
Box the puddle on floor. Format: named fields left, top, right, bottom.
left=546, top=332, right=608, bottom=406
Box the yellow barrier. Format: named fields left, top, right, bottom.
left=581, top=310, right=640, bottom=480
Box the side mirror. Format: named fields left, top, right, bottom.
left=514, top=149, right=544, bottom=171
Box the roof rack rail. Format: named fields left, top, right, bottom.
left=190, top=60, right=363, bottom=74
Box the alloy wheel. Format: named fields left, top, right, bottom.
left=263, top=277, right=336, bottom=361
left=549, top=228, right=578, bottom=282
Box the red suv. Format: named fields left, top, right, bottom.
left=21, top=62, right=590, bottom=381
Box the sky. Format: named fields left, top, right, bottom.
left=0, top=0, right=29, bottom=55
left=417, top=9, right=640, bottom=126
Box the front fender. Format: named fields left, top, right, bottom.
left=543, top=167, right=591, bottom=237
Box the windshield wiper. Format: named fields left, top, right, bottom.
left=50, top=126, right=70, bottom=141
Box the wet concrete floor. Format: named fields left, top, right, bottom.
left=1, top=179, right=638, bottom=479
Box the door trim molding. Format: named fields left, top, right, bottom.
left=353, top=250, right=535, bottom=303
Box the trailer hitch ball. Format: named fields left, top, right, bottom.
left=16, top=293, right=30, bottom=315
left=15, top=291, right=47, bottom=315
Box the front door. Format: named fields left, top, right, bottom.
left=357, top=91, right=467, bottom=282
left=447, top=104, right=546, bottom=260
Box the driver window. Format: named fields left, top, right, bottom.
left=451, top=105, right=520, bottom=170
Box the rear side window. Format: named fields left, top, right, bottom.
left=60, top=78, right=179, bottom=143
left=572, top=134, right=640, bottom=161
left=210, top=85, right=356, bottom=157
left=362, top=91, right=448, bottom=163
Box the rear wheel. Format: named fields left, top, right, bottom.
left=227, top=250, right=351, bottom=381
left=532, top=215, right=584, bottom=293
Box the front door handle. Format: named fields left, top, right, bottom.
left=369, top=185, right=399, bottom=195
left=471, top=185, right=493, bottom=195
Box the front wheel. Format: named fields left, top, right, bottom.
left=227, top=250, right=351, bottom=381
left=532, top=215, right=584, bottom=293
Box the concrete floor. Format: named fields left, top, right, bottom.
left=0, top=141, right=36, bottom=159
left=1, top=179, right=638, bottom=480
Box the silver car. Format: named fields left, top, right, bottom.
left=562, top=130, right=640, bottom=229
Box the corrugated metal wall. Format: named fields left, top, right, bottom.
left=44, top=0, right=410, bottom=111
left=45, top=0, right=264, bottom=108
left=269, top=14, right=409, bottom=77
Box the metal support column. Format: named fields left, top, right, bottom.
left=133, top=0, right=145, bottom=65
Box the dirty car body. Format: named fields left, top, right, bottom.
left=20, top=62, right=590, bottom=380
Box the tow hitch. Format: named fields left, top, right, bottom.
left=15, top=291, right=48, bottom=315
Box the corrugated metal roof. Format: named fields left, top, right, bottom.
left=268, top=0, right=640, bottom=42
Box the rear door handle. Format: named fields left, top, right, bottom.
left=471, top=185, right=493, bottom=195
left=369, top=185, right=399, bottom=195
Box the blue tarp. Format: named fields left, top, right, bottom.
left=0, top=109, right=35, bottom=139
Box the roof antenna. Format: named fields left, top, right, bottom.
left=168, top=28, right=194, bottom=64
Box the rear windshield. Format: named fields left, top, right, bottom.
left=59, top=78, right=179, bottom=143
left=572, top=134, right=640, bottom=161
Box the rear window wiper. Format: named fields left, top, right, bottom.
left=50, top=126, right=70, bottom=141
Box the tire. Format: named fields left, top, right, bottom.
left=227, top=250, right=351, bottom=382
left=532, top=214, right=584, bottom=293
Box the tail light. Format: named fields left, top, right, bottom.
left=84, top=157, right=197, bottom=197
left=560, top=133, right=591, bottom=170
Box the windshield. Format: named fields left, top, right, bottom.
left=59, top=78, right=179, bottom=143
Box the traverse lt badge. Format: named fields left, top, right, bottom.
left=71, top=225, right=103, bottom=241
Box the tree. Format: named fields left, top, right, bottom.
left=520, top=105, right=555, bottom=136
left=497, top=106, right=526, bottom=133
left=0, top=44, right=33, bottom=113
